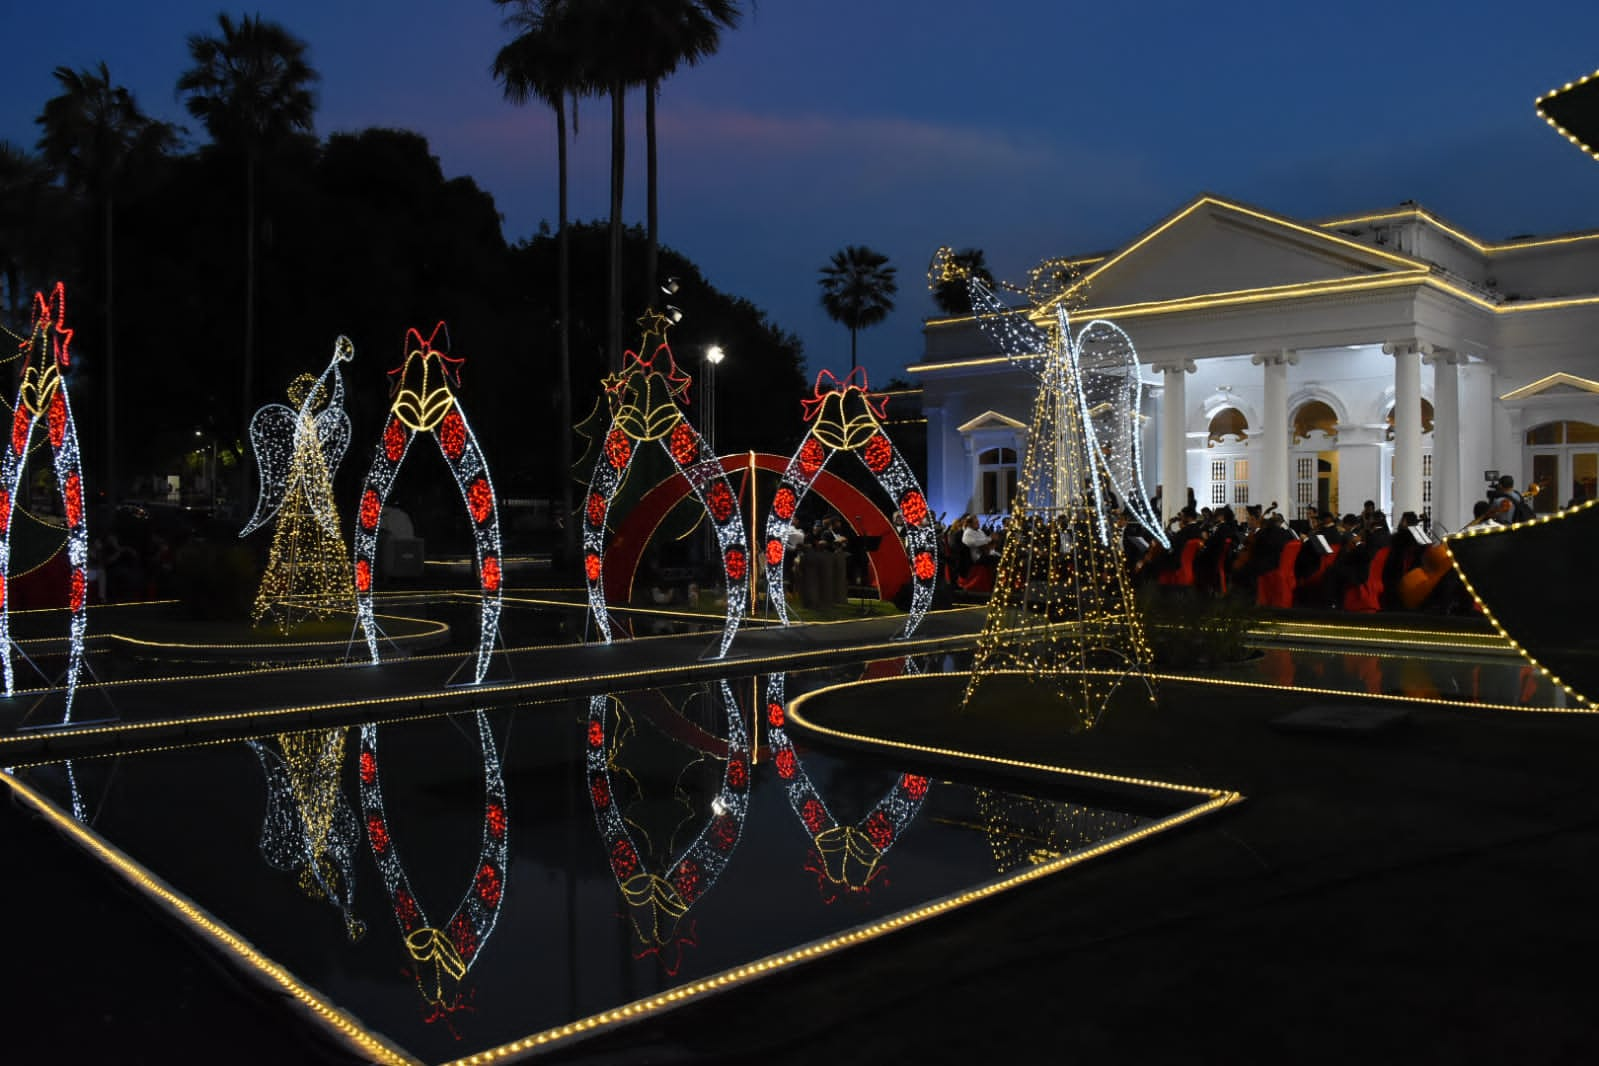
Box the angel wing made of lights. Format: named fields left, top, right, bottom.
left=959, top=265, right=1167, bottom=551
left=241, top=336, right=354, bottom=540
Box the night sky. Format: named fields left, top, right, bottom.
left=6, top=1, right=1599, bottom=388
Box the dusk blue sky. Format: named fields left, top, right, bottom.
left=6, top=1, right=1599, bottom=388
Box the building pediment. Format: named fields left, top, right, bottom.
left=1047, top=195, right=1427, bottom=315
left=1500, top=372, right=1599, bottom=402
left=956, top=410, right=1028, bottom=434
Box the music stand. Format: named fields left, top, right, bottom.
left=853, top=536, right=881, bottom=615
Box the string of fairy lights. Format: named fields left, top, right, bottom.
left=762, top=369, right=938, bottom=638
left=242, top=337, right=355, bottom=629
left=352, top=325, right=502, bottom=684
left=586, top=680, right=749, bottom=975
left=762, top=671, right=929, bottom=899
left=358, top=710, right=508, bottom=1025
left=247, top=728, right=365, bottom=940
left=0, top=282, right=89, bottom=722
left=582, top=309, right=748, bottom=659
left=934, top=251, right=1157, bottom=722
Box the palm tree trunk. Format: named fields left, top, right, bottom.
left=243, top=153, right=258, bottom=513
left=645, top=77, right=658, bottom=302
left=850, top=326, right=858, bottom=372
left=104, top=196, right=117, bottom=508
left=607, top=80, right=625, bottom=373
left=556, top=97, right=576, bottom=565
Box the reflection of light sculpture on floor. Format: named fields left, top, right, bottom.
left=358, top=711, right=507, bottom=1030
left=581, top=310, right=747, bottom=658
left=763, top=670, right=928, bottom=900
left=0, top=283, right=88, bottom=719
left=586, top=680, right=749, bottom=975
left=975, top=790, right=1147, bottom=874
left=248, top=728, right=364, bottom=939
left=762, top=369, right=938, bottom=638
left=353, top=324, right=501, bottom=683
left=241, top=337, right=354, bottom=628
left=934, top=248, right=1160, bottom=723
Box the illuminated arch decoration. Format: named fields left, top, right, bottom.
left=353, top=324, right=501, bottom=683
left=358, top=711, right=508, bottom=1028
left=0, top=282, right=88, bottom=716
left=242, top=337, right=354, bottom=628
left=247, top=728, right=364, bottom=940
left=763, top=369, right=938, bottom=638
left=582, top=309, right=747, bottom=658
left=586, top=679, right=749, bottom=976
left=601, top=453, right=918, bottom=613
left=763, top=671, right=929, bottom=901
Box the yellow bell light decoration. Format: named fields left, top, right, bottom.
left=352, top=324, right=502, bottom=684
left=937, top=248, right=1161, bottom=723
left=241, top=337, right=355, bottom=629
left=247, top=728, right=365, bottom=940
left=358, top=711, right=507, bottom=1029
left=582, top=309, right=748, bottom=658
left=0, top=282, right=89, bottom=723
left=761, top=369, right=939, bottom=637
left=762, top=671, right=929, bottom=901
left=586, top=681, right=749, bottom=976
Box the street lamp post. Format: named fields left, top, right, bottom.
left=704, top=344, right=725, bottom=456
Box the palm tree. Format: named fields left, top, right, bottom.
left=177, top=13, right=318, bottom=439
left=930, top=247, right=994, bottom=316
left=493, top=0, right=582, bottom=561
left=635, top=1, right=741, bottom=299
left=36, top=64, right=176, bottom=505
left=819, top=245, right=898, bottom=372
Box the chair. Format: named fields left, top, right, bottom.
left=1156, top=538, right=1202, bottom=587
left=1342, top=545, right=1391, bottom=613
left=1255, top=539, right=1303, bottom=608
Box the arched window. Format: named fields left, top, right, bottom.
left=977, top=447, right=1018, bottom=514
left=1384, top=398, right=1435, bottom=440
left=1292, top=400, right=1339, bottom=442
left=1206, top=407, right=1248, bottom=447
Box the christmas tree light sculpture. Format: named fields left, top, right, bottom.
left=932, top=248, right=1160, bottom=724
left=762, top=671, right=928, bottom=900
left=359, top=711, right=507, bottom=1028
left=353, top=324, right=502, bottom=683
left=586, top=680, right=749, bottom=975
left=247, top=728, right=364, bottom=939
left=241, top=337, right=355, bottom=628
left=582, top=310, right=747, bottom=657
left=761, top=369, right=939, bottom=637
left=0, top=283, right=88, bottom=716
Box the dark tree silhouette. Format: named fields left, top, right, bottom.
left=930, top=247, right=995, bottom=316
left=819, top=245, right=898, bottom=371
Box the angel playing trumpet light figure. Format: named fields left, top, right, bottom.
left=240, top=336, right=355, bottom=630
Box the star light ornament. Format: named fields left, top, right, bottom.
left=241, top=337, right=355, bottom=628
left=930, top=248, right=1161, bottom=722
left=353, top=324, right=502, bottom=683
left=761, top=369, right=938, bottom=638
left=583, top=309, right=748, bottom=657
left=0, top=283, right=89, bottom=718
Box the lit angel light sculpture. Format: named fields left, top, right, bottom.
left=0, top=282, right=88, bottom=717
left=240, top=337, right=354, bottom=628
left=247, top=728, right=365, bottom=940
left=762, top=671, right=928, bottom=901
left=931, top=247, right=1161, bottom=721
left=586, top=681, right=749, bottom=975
left=582, top=309, right=748, bottom=658
left=761, top=368, right=938, bottom=637
left=352, top=324, right=502, bottom=683
left=358, top=711, right=507, bottom=1029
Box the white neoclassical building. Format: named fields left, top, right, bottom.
left=913, top=194, right=1599, bottom=533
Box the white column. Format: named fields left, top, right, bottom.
left=1383, top=340, right=1427, bottom=519
left=1156, top=360, right=1194, bottom=526
left=1251, top=349, right=1298, bottom=513
left=1426, top=349, right=1462, bottom=530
